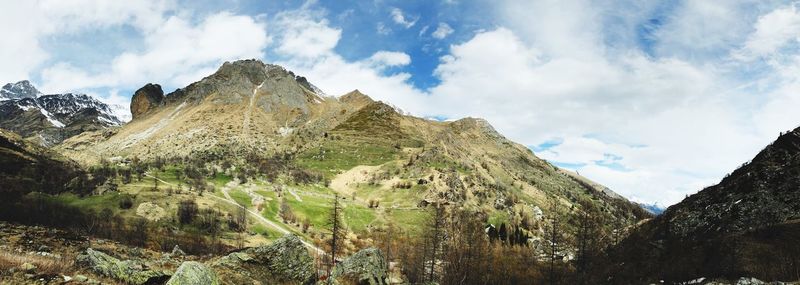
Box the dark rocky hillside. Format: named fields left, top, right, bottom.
left=602, top=127, right=800, bottom=283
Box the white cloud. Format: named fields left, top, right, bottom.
left=390, top=8, right=417, bottom=28
left=274, top=10, right=340, bottom=58
left=734, top=3, right=800, bottom=61
left=39, top=12, right=270, bottom=93
left=0, top=0, right=175, bottom=84
left=432, top=22, right=454, bottom=39
left=377, top=22, right=391, bottom=35
left=367, top=51, right=411, bottom=68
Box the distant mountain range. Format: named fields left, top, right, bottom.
left=0, top=80, right=125, bottom=146
left=638, top=202, right=665, bottom=215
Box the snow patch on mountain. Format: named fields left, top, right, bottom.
left=1, top=80, right=42, bottom=101
left=39, top=108, right=65, bottom=128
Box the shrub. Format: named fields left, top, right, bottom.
left=119, top=195, right=134, bottom=209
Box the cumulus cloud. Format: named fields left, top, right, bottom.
left=367, top=51, right=412, bottom=68
left=0, top=0, right=174, bottom=84
left=274, top=10, right=340, bottom=58
left=390, top=8, right=417, bottom=28
left=432, top=23, right=454, bottom=39
left=734, top=3, right=800, bottom=61
left=40, top=11, right=270, bottom=93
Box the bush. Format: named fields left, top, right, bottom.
left=178, top=199, right=198, bottom=225
left=119, top=195, right=134, bottom=209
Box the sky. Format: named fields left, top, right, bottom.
left=2, top=0, right=800, bottom=206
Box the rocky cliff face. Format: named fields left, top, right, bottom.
left=130, top=83, right=164, bottom=120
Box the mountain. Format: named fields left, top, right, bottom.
left=0, top=128, right=88, bottom=202
left=638, top=202, right=665, bottom=215
left=0, top=81, right=122, bottom=146
left=0, top=80, right=41, bottom=101
left=603, top=127, right=800, bottom=283
left=58, top=59, right=650, bottom=243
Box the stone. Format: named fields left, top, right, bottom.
left=166, top=261, right=220, bottom=285
left=171, top=245, right=186, bottom=257
left=37, top=245, right=51, bottom=252
left=130, top=83, right=164, bottom=120
left=63, top=275, right=72, bottom=282
left=76, top=248, right=169, bottom=285
left=75, top=275, right=88, bottom=282
left=136, top=202, right=167, bottom=222
left=19, top=262, right=37, bottom=273
left=332, top=248, right=388, bottom=285
left=213, top=234, right=315, bottom=285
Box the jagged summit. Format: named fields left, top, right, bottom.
left=1, top=80, right=42, bottom=101
left=0, top=83, right=122, bottom=146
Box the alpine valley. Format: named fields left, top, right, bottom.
left=0, top=60, right=797, bottom=285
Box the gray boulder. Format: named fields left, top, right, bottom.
left=166, top=261, right=219, bottom=285
left=213, top=234, right=315, bottom=284
left=332, top=247, right=388, bottom=285
left=76, top=248, right=168, bottom=285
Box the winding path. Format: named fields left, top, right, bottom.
left=144, top=172, right=324, bottom=254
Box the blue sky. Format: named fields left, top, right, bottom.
left=3, top=0, right=800, bottom=206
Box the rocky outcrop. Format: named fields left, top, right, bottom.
left=76, top=248, right=169, bottom=285
left=136, top=202, right=166, bottom=221
left=130, top=83, right=164, bottom=120
left=213, top=234, right=315, bottom=285
left=332, top=248, right=388, bottom=285
left=166, top=261, right=219, bottom=285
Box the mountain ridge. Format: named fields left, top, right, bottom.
left=0, top=82, right=123, bottom=146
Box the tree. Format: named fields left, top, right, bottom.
left=178, top=199, right=198, bottom=225
left=279, top=198, right=296, bottom=223
left=327, top=193, right=346, bottom=280
left=575, top=206, right=603, bottom=285
left=425, top=204, right=446, bottom=283
left=547, top=199, right=563, bottom=285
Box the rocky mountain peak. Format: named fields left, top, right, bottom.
left=448, top=117, right=504, bottom=139
left=340, top=89, right=374, bottom=106
left=1, top=80, right=42, bottom=101
left=130, top=83, right=164, bottom=120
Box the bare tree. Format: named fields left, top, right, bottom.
left=327, top=193, right=346, bottom=281
left=426, top=203, right=446, bottom=283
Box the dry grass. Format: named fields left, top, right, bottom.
left=0, top=250, right=74, bottom=276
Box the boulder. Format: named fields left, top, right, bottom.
left=76, top=248, right=168, bottom=285
left=136, top=202, right=166, bottom=222
left=166, top=261, right=219, bottom=285
left=19, top=262, right=36, bottom=273
left=331, top=248, right=388, bottom=285
left=130, top=83, right=164, bottom=120
left=213, top=234, right=315, bottom=284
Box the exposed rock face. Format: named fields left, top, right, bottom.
left=166, top=261, right=219, bottom=285
left=76, top=248, right=169, bottom=285
left=130, top=83, right=164, bottom=120
left=213, top=234, right=315, bottom=285
left=136, top=202, right=166, bottom=222
left=332, top=248, right=388, bottom=285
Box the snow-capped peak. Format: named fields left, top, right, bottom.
left=1, top=80, right=42, bottom=101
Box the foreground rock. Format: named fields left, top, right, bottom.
left=166, top=261, right=219, bottom=285
left=76, top=248, right=169, bottom=284
left=213, top=234, right=315, bottom=284
left=332, top=248, right=388, bottom=285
